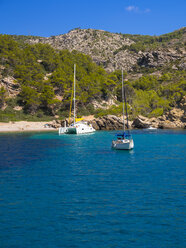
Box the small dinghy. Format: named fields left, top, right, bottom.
left=146, top=126, right=157, bottom=130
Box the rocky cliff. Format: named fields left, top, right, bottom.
left=24, top=27, right=186, bottom=72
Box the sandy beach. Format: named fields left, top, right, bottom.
left=0, top=121, right=57, bottom=132
left=0, top=116, right=95, bottom=133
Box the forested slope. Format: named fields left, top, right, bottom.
left=0, top=31, right=185, bottom=122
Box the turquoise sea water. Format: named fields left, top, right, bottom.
left=0, top=130, right=185, bottom=248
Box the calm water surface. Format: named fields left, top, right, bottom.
left=0, top=130, right=185, bottom=248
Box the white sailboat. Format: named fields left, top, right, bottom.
left=59, top=64, right=95, bottom=135
left=112, top=70, right=134, bottom=150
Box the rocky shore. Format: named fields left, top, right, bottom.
left=0, top=105, right=185, bottom=133
left=50, top=105, right=185, bottom=131
left=90, top=99, right=186, bottom=130
left=90, top=111, right=185, bottom=130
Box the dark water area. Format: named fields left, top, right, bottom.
left=0, top=130, right=185, bottom=248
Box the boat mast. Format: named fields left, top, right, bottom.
left=73, top=64, right=76, bottom=125
left=122, top=69, right=125, bottom=134
left=124, top=83, right=129, bottom=130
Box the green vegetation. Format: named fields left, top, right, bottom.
left=0, top=34, right=185, bottom=121
left=131, top=71, right=185, bottom=117
left=0, top=86, right=6, bottom=108
left=95, top=71, right=186, bottom=118
left=0, top=109, right=55, bottom=122
left=114, top=27, right=186, bottom=54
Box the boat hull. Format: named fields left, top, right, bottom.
left=67, top=126, right=95, bottom=134
left=66, top=127, right=77, bottom=134
left=112, top=139, right=134, bottom=150
left=58, top=127, right=68, bottom=134
left=59, top=122, right=95, bottom=135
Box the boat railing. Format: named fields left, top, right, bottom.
left=115, top=132, right=132, bottom=140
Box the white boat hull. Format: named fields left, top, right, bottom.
left=59, top=122, right=95, bottom=135
left=58, top=65, right=96, bottom=136
left=66, top=124, right=95, bottom=134
left=146, top=126, right=157, bottom=130
left=58, top=127, right=68, bottom=134
left=112, top=138, right=134, bottom=150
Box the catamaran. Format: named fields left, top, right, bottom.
left=59, top=64, right=95, bottom=135
left=112, top=70, right=134, bottom=150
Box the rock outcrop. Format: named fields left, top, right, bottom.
left=28, top=29, right=136, bottom=72
left=53, top=106, right=186, bottom=130
left=90, top=107, right=186, bottom=130
left=137, top=50, right=183, bottom=68
left=131, top=108, right=185, bottom=129
left=0, top=76, right=20, bottom=97
left=132, top=115, right=151, bottom=128
left=25, top=28, right=186, bottom=72
left=91, top=115, right=132, bottom=130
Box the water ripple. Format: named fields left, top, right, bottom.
left=0, top=130, right=185, bottom=248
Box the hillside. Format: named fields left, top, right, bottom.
left=0, top=28, right=185, bottom=126
left=15, top=27, right=186, bottom=73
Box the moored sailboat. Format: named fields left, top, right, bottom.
left=59, top=64, right=95, bottom=135
left=112, top=70, right=134, bottom=150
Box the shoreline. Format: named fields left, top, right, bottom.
left=0, top=120, right=185, bottom=133
left=0, top=116, right=96, bottom=133
left=0, top=121, right=57, bottom=133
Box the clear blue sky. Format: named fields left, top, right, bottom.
left=0, top=0, right=185, bottom=37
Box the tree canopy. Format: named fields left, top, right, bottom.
left=0, top=34, right=185, bottom=121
